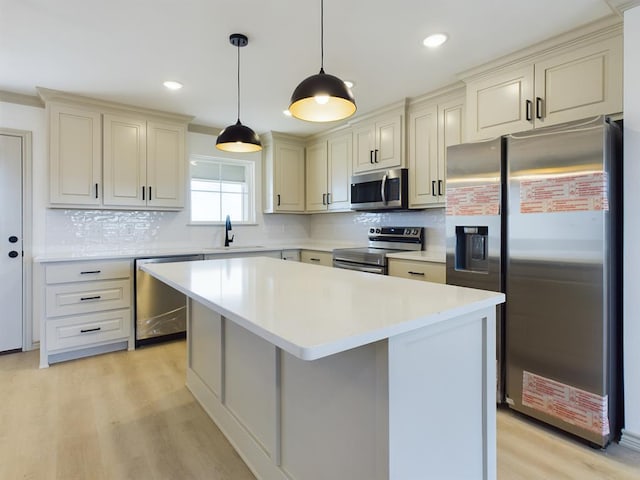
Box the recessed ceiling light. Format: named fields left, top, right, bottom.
left=344, top=80, right=355, bottom=89
left=283, top=109, right=292, bottom=117
left=423, top=33, right=448, bottom=48
left=163, top=80, right=183, bottom=90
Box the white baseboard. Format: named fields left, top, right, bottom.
left=620, top=429, right=640, bottom=452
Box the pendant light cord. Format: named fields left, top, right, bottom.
left=320, top=0, right=324, bottom=72
left=236, top=42, right=241, bottom=122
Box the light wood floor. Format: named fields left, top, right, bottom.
left=2, top=341, right=639, bottom=480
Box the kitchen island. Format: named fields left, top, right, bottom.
left=142, top=257, right=505, bottom=480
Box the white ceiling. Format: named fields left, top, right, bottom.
left=0, top=0, right=627, bottom=136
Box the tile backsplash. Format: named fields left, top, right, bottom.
left=42, top=207, right=445, bottom=254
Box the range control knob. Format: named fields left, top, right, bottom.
left=369, top=228, right=375, bottom=234
left=8, top=251, right=19, bottom=258
left=8, top=236, right=18, bottom=243
left=375, top=228, right=381, bottom=234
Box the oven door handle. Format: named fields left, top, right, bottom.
left=380, top=173, right=388, bottom=205
left=333, top=260, right=385, bottom=275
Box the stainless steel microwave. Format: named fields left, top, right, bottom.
left=350, top=168, right=408, bottom=211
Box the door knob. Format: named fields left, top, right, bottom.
left=8, top=236, right=18, bottom=243
left=8, top=251, right=19, bottom=258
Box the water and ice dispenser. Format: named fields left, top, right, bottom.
left=455, top=226, right=489, bottom=273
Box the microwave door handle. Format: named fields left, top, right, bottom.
left=381, top=174, right=388, bottom=205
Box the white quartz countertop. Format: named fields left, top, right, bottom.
left=32, top=241, right=362, bottom=263
left=142, top=257, right=504, bottom=361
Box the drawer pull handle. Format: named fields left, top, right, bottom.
left=80, top=327, right=101, bottom=334
left=80, top=295, right=102, bottom=301
left=80, top=270, right=101, bottom=275
left=310, top=258, right=320, bottom=262
left=408, top=271, right=425, bottom=276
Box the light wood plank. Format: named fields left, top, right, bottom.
left=1, top=341, right=639, bottom=479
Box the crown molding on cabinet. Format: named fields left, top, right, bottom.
left=0, top=90, right=44, bottom=108
left=457, top=14, right=623, bottom=83
left=406, top=82, right=466, bottom=111
left=606, top=0, right=640, bottom=14
left=36, top=87, right=194, bottom=124
left=187, top=123, right=222, bottom=136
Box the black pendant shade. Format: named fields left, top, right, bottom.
left=216, top=33, right=262, bottom=153
left=289, top=0, right=356, bottom=122
left=216, top=120, right=262, bottom=153
left=289, top=68, right=356, bottom=123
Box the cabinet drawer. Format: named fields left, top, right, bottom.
left=46, top=309, right=131, bottom=351
left=46, top=279, right=131, bottom=317
left=46, top=259, right=131, bottom=284
left=300, top=250, right=333, bottom=267
left=388, top=259, right=445, bottom=283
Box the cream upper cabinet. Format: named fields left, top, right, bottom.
left=408, top=93, right=464, bottom=208
left=326, top=132, right=352, bottom=211
left=305, top=141, right=328, bottom=212
left=465, top=35, right=622, bottom=140
left=103, top=114, right=147, bottom=207
left=49, top=104, right=102, bottom=206
left=103, top=117, right=185, bottom=209
left=146, top=121, right=185, bottom=209
left=42, top=89, right=191, bottom=210
left=305, top=132, right=352, bottom=212
left=352, top=112, right=403, bottom=174
left=263, top=132, right=305, bottom=213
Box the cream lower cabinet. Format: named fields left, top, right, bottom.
left=306, top=132, right=352, bottom=212
left=263, top=132, right=305, bottom=213
left=39, top=259, right=133, bottom=368
left=103, top=115, right=185, bottom=208
left=388, top=258, right=445, bottom=284
left=465, top=34, right=622, bottom=140
left=352, top=109, right=403, bottom=174
left=300, top=250, right=333, bottom=267
left=408, top=92, right=464, bottom=208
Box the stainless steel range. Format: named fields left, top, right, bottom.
left=332, top=226, right=424, bottom=275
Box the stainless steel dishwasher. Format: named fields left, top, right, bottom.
left=134, top=254, right=203, bottom=346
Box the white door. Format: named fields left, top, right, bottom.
left=0, top=134, right=23, bottom=352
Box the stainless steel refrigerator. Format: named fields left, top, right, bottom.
left=445, top=116, right=622, bottom=447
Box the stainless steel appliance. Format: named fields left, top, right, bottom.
left=350, top=168, right=408, bottom=211
left=445, top=116, right=622, bottom=447
left=135, top=254, right=204, bottom=346
left=333, top=226, right=424, bottom=274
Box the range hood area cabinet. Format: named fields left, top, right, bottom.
left=262, top=132, right=306, bottom=213
left=43, top=88, right=191, bottom=210
left=407, top=90, right=465, bottom=209
left=352, top=106, right=404, bottom=175
left=305, top=131, right=352, bottom=212
left=463, top=30, right=622, bottom=141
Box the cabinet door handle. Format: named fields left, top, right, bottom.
left=95, top=183, right=99, bottom=199
left=310, top=258, right=320, bottom=262
left=370, top=150, right=374, bottom=164
left=80, top=295, right=101, bottom=301
left=408, top=271, right=425, bottom=276
left=80, top=327, right=101, bottom=334
left=142, top=186, right=145, bottom=201
left=277, top=194, right=281, bottom=206
left=326, top=193, right=331, bottom=205
left=374, top=149, right=379, bottom=163
left=432, top=181, right=437, bottom=196
left=148, top=186, right=152, bottom=201
left=322, top=193, right=326, bottom=205
left=438, top=180, right=443, bottom=196
left=536, top=97, right=544, bottom=119
left=525, top=100, right=533, bottom=121
left=80, top=270, right=101, bottom=275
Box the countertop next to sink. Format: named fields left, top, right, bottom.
left=31, top=241, right=363, bottom=263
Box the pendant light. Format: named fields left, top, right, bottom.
left=216, top=33, right=262, bottom=153
left=289, top=0, right=356, bottom=122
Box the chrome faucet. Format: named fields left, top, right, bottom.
left=224, top=215, right=234, bottom=247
